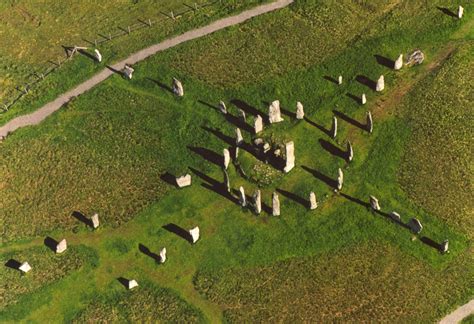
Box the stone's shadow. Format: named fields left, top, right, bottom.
left=319, top=139, right=347, bottom=161
left=197, top=100, right=219, bottom=112
left=117, top=277, right=130, bottom=289
left=420, top=237, right=442, bottom=251
left=78, top=49, right=97, bottom=62
left=276, top=189, right=308, bottom=208
left=339, top=192, right=371, bottom=208
left=147, top=77, right=173, bottom=94
left=262, top=100, right=295, bottom=119
left=224, top=113, right=253, bottom=133
left=72, top=211, right=92, bottom=227
left=138, top=243, right=161, bottom=262
left=323, top=75, right=339, bottom=84
left=5, top=259, right=21, bottom=270
left=304, top=117, right=331, bottom=137
left=188, top=167, right=239, bottom=205
left=346, top=93, right=362, bottom=104
left=188, top=146, right=223, bottom=167
left=356, top=75, right=377, bottom=91
left=301, top=166, right=337, bottom=189
left=374, top=210, right=410, bottom=229
left=162, top=223, right=193, bottom=243
left=105, top=65, right=122, bottom=76
left=374, top=54, right=395, bottom=69
left=202, top=126, right=234, bottom=146
left=436, top=6, right=457, bottom=18
left=44, top=236, right=58, bottom=252
left=333, top=110, right=366, bottom=130
left=261, top=201, right=272, bottom=215
left=230, top=99, right=263, bottom=118
left=160, top=172, right=178, bottom=188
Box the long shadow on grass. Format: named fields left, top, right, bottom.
left=138, top=243, right=162, bottom=262
left=333, top=110, right=366, bottom=131
left=189, top=167, right=239, bottom=205
left=346, top=93, right=363, bottom=104
left=188, top=146, right=223, bottom=167
left=117, top=277, right=131, bottom=289
left=436, top=6, right=458, bottom=18
left=4, top=259, right=21, bottom=270
left=231, top=99, right=264, bottom=118
left=319, top=139, right=348, bottom=161
left=301, top=166, right=337, bottom=189
left=202, top=126, right=234, bottom=146
left=197, top=100, right=220, bottom=112
left=323, top=75, right=339, bottom=84
left=147, top=77, right=173, bottom=94
left=304, top=117, right=331, bottom=137
left=198, top=101, right=253, bottom=132
left=44, top=236, right=59, bottom=252
left=72, top=211, right=93, bottom=227
left=356, top=75, right=377, bottom=91
left=162, top=223, right=193, bottom=243
left=160, top=172, right=178, bottom=188
left=374, top=54, right=395, bottom=69
left=420, top=237, right=443, bottom=251
left=277, top=189, right=308, bottom=208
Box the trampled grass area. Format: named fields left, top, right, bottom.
left=0, top=0, right=473, bottom=322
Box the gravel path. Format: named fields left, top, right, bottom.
left=0, top=0, right=293, bottom=139
left=439, top=300, right=474, bottom=324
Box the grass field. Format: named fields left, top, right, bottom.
left=0, top=0, right=473, bottom=322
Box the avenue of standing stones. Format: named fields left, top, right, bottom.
left=5, top=3, right=466, bottom=295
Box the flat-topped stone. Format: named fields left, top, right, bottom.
left=176, top=174, right=192, bottom=188
left=56, top=239, right=67, bottom=254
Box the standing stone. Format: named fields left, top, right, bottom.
left=254, top=115, right=263, bottom=134
left=189, top=226, right=200, bottom=243
left=406, top=50, right=425, bottom=66
left=19, top=262, right=32, bottom=273
left=458, top=6, right=464, bottom=19
left=331, top=116, right=338, bottom=139
left=361, top=93, right=367, bottom=105
left=394, top=54, right=403, bottom=70
left=56, top=239, right=67, bottom=254
left=94, top=49, right=102, bottom=63
left=218, top=101, right=227, bottom=114
left=91, top=213, right=100, bottom=229
left=176, top=174, right=192, bottom=188
left=268, top=100, right=284, bottom=124
left=284, top=141, right=295, bottom=173
left=338, top=75, right=343, bottom=85
left=440, top=240, right=449, bottom=253
left=172, top=78, right=184, bottom=97
left=369, top=195, right=381, bottom=211
left=223, top=149, right=231, bottom=170
left=309, top=192, right=318, bottom=210
left=408, top=218, right=423, bottom=234
left=253, top=190, right=262, bottom=214
left=336, top=168, right=344, bottom=191
left=346, top=141, right=354, bottom=162
left=223, top=168, right=230, bottom=192
left=234, top=146, right=240, bottom=159
left=236, top=128, right=243, bottom=146
left=127, top=279, right=139, bottom=290
left=159, top=248, right=167, bottom=263
left=123, top=65, right=134, bottom=79
left=376, top=75, right=385, bottom=92
left=296, top=102, right=305, bottom=120
left=366, top=111, right=373, bottom=133
left=239, top=109, right=246, bottom=122
left=272, top=192, right=280, bottom=216
left=389, top=211, right=401, bottom=222
left=239, top=186, right=246, bottom=207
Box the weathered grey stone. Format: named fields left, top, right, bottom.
left=127, top=279, right=139, bottom=290
left=440, top=240, right=449, bottom=253
left=91, top=213, right=99, bottom=229
left=458, top=6, right=464, bottom=19
left=239, top=109, right=246, bottom=122
left=361, top=93, right=367, bottom=105
left=376, top=75, right=385, bottom=92
left=254, top=138, right=264, bottom=146
left=338, top=75, right=343, bottom=85
left=346, top=141, right=353, bottom=162
left=406, top=50, right=425, bottom=66
left=394, top=54, right=403, bottom=70
left=272, top=192, right=280, bottom=216
left=176, top=174, right=192, bottom=188
left=263, top=143, right=271, bottom=153
left=296, top=102, right=305, bottom=120
left=390, top=211, right=401, bottom=222
left=19, top=262, right=32, bottom=273
left=284, top=141, right=295, bottom=173
left=223, top=169, right=230, bottom=192
left=223, top=149, right=231, bottom=170
left=408, top=218, right=423, bottom=234
left=254, top=115, right=263, bottom=134
left=268, top=100, right=283, bottom=124
left=274, top=149, right=281, bottom=157
left=123, top=65, right=134, bottom=79
left=159, top=248, right=167, bottom=263
left=218, top=101, right=227, bottom=114
left=239, top=186, right=246, bottom=207
left=369, top=195, right=381, bottom=211
left=309, top=192, right=318, bottom=210
left=253, top=190, right=262, bottom=214
left=366, top=111, right=373, bottom=134
left=172, top=78, right=184, bottom=97
left=331, top=116, right=338, bottom=139
left=56, top=239, right=67, bottom=254
left=189, top=226, right=200, bottom=243
left=337, top=168, right=344, bottom=191
left=236, top=128, right=243, bottom=146
left=94, top=49, right=102, bottom=63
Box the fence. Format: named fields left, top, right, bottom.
left=0, top=0, right=219, bottom=113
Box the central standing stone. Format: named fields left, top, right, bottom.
left=254, top=115, right=263, bottom=134
left=268, top=100, right=284, bottom=124
left=284, top=141, right=295, bottom=173
left=272, top=192, right=280, bottom=216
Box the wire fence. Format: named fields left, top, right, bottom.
left=0, top=0, right=220, bottom=113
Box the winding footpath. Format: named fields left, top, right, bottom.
left=0, top=0, right=293, bottom=139
left=439, top=300, right=474, bottom=324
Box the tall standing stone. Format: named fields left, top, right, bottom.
left=346, top=141, right=354, bottom=162
left=218, top=101, right=227, bottom=114
left=268, top=100, right=284, bottom=124
left=366, top=111, right=373, bottom=133
left=440, top=240, right=449, bottom=253
left=309, top=192, right=318, bottom=210
left=394, top=54, right=403, bottom=70
left=408, top=218, right=423, bottom=234
left=223, top=149, right=231, bottom=170
left=296, top=102, right=305, bottom=120
left=56, top=239, right=67, bottom=254
left=172, top=78, right=184, bottom=97
left=236, top=128, right=243, bottom=146
left=94, top=49, right=102, bottom=63
left=376, top=75, right=385, bottom=92
left=272, top=192, right=280, bottom=216
left=19, top=262, right=32, bottom=273
left=159, top=248, right=167, bottom=263
left=458, top=6, right=464, bottom=19
left=254, top=115, right=263, bottom=134
left=91, top=213, right=100, bottom=229
left=239, top=186, right=246, bottom=207
left=253, top=190, right=262, bottom=214
left=338, top=75, right=343, bottom=85
left=284, top=141, right=295, bottom=173
left=361, top=93, right=367, bottom=105
left=123, top=65, right=134, bottom=79
left=369, top=195, right=381, bottom=211
left=223, top=168, right=230, bottom=192
left=336, top=168, right=344, bottom=191
left=331, top=116, right=338, bottom=139
left=189, top=226, right=200, bottom=243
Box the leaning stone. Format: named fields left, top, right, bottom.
left=19, top=262, right=32, bottom=273
left=176, top=174, right=192, bottom=188
left=331, top=116, right=338, bottom=139
left=123, top=65, right=134, bottom=79
left=390, top=211, right=401, bottom=222
left=272, top=192, right=280, bottom=216
left=91, top=213, right=99, bottom=229
left=337, top=168, right=343, bottom=191
left=56, top=239, right=67, bottom=254
left=458, top=6, right=464, bottom=19
left=236, top=128, right=243, bottom=146
left=366, top=111, right=373, bottom=133
left=254, top=115, right=263, bottom=134
left=296, top=102, right=305, bottom=120
left=406, top=50, right=425, bottom=66
left=127, top=279, right=139, bottom=290
left=223, top=169, right=230, bottom=192
left=239, top=109, right=246, bottom=122
left=268, top=100, right=283, bottom=124
left=440, top=240, right=449, bottom=253
left=189, top=226, right=200, bottom=243
left=159, top=248, right=167, bottom=263
left=309, top=192, right=318, bottom=210
left=253, top=190, right=262, bottom=214
left=223, top=149, right=231, bottom=170
left=338, top=75, right=343, bottom=85
left=361, top=93, right=367, bottom=105
left=94, top=49, right=102, bottom=63
left=408, top=218, right=423, bottom=234
left=376, top=75, right=385, bottom=92
left=369, top=195, right=380, bottom=211
left=172, top=78, right=184, bottom=97
left=284, top=141, right=295, bottom=173
left=394, top=54, right=403, bottom=70
left=219, top=101, right=227, bottom=114
left=346, top=141, right=353, bottom=162
left=239, top=186, right=246, bottom=207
